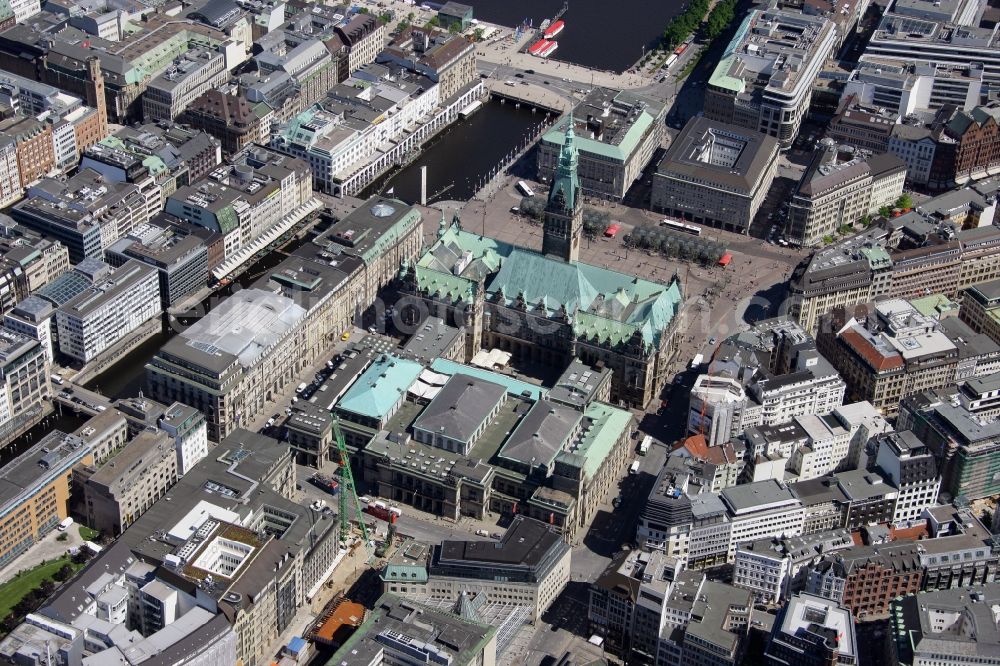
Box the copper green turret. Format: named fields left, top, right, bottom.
left=547, top=113, right=579, bottom=213
left=542, top=113, right=583, bottom=263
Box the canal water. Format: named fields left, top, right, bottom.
left=83, top=237, right=310, bottom=402
left=0, top=409, right=89, bottom=466
left=464, top=0, right=685, bottom=72
left=361, top=99, right=548, bottom=204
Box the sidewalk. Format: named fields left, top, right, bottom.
left=0, top=526, right=83, bottom=586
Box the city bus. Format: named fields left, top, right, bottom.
left=516, top=180, right=535, bottom=197
left=660, top=219, right=702, bottom=236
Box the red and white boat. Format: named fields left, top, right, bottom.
left=528, top=39, right=559, bottom=57
left=543, top=20, right=564, bottom=39
left=528, top=39, right=548, bottom=56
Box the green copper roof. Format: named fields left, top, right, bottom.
left=414, top=265, right=476, bottom=303
left=487, top=249, right=682, bottom=347
left=548, top=112, right=580, bottom=211
left=860, top=246, right=892, bottom=269
left=142, top=155, right=167, bottom=177
left=708, top=12, right=754, bottom=93
left=909, top=294, right=960, bottom=320
left=382, top=563, right=427, bottom=583
left=557, top=402, right=633, bottom=479
left=337, top=354, right=422, bottom=420
left=430, top=358, right=547, bottom=401
left=542, top=110, right=655, bottom=163
left=416, top=224, right=682, bottom=348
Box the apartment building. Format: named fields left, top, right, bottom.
left=328, top=594, right=495, bottom=666
left=0, top=430, right=94, bottom=567
left=818, top=299, right=961, bottom=416
left=164, top=148, right=311, bottom=266
left=11, top=168, right=150, bottom=262
left=142, top=48, right=228, bottom=121
left=733, top=530, right=854, bottom=605
left=806, top=542, right=924, bottom=619
left=156, top=402, right=208, bottom=476
left=55, top=260, right=160, bottom=363
left=899, top=390, right=1000, bottom=500
left=721, top=481, right=805, bottom=561
left=334, top=13, right=386, bottom=73
left=539, top=89, right=666, bottom=202
left=0, top=327, right=48, bottom=446
left=704, top=7, right=837, bottom=147
left=147, top=252, right=364, bottom=441
left=419, top=516, right=571, bottom=623
left=0, top=428, right=342, bottom=666
left=787, top=141, right=906, bottom=246
left=651, top=117, right=778, bottom=233
left=890, top=583, right=1000, bottom=666
left=765, top=594, right=857, bottom=666
left=183, top=89, right=273, bottom=156
left=688, top=319, right=846, bottom=446
left=79, top=428, right=178, bottom=536
left=874, top=430, right=941, bottom=523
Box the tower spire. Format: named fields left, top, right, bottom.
left=542, top=112, right=583, bottom=263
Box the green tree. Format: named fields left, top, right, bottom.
left=878, top=205, right=891, bottom=218
left=379, top=11, right=392, bottom=24
left=896, top=193, right=913, bottom=209
left=448, top=22, right=459, bottom=34
left=426, top=16, right=440, bottom=27
left=473, top=27, right=484, bottom=41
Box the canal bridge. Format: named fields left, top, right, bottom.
left=52, top=384, right=113, bottom=418
left=486, top=81, right=569, bottom=114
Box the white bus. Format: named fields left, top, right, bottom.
left=660, top=219, right=702, bottom=236
left=638, top=435, right=652, bottom=456
left=517, top=180, right=535, bottom=197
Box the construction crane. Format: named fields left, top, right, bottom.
left=332, top=418, right=373, bottom=556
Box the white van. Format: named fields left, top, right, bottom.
left=57, top=517, right=74, bottom=532
left=629, top=461, right=640, bottom=475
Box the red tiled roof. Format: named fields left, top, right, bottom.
left=839, top=328, right=903, bottom=372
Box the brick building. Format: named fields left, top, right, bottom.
left=806, top=542, right=923, bottom=619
